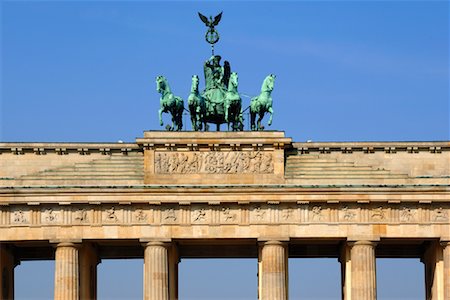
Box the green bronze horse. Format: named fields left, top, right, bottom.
left=188, top=75, right=206, bottom=131
left=224, top=72, right=243, bottom=131
left=250, top=74, right=275, bottom=131
left=156, top=75, right=184, bottom=131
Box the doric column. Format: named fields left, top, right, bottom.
left=339, top=244, right=351, bottom=300
left=168, top=244, right=179, bottom=300
left=143, top=241, right=170, bottom=300
left=423, top=241, right=444, bottom=300
left=442, top=242, right=450, bottom=300
left=54, top=242, right=79, bottom=300
left=80, top=243, right=99, bottom=300
left=350, top=241, right=377, bottom=300
left=0, top=244, right=15, bottom=300
left=258, top=240, right=288, bottom=300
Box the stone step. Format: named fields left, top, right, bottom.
left=286, top=158, right=338, bottom=163
left=286, top=161, right=355, bottom=167
left=285, top=165, right=379, bottom=171
left=35, top=171, right=145, bottom=176
left=52, top=167, right=143, bottom=172
left=285, top=173, right=408, bottom=179
left=20, top=175, right=144, bottom=180
left=285, top=170, right=393, bottom=176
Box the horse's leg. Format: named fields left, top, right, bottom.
left=250, top=111, right=256, bottom=131
left=268, top=107, right=274, bottom=126
left=257, top=112, right=265, bottom=131
left=159, top=108, right=164, bottom=126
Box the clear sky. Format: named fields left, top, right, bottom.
left=1, top=0, right=449, bottom=299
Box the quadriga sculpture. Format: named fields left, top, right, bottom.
left=250, top=74, right=275, bottom=131
left=156, top=75, right=184, bottom=131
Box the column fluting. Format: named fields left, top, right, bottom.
left=442, top=242, right=450, bottom=299
left=259, top=240, right=288, bottom=300
left=54, top=242, right=79, bottom=300
left=350, top=241, right=377, bottom=300
left=144, top=241, right=169, bottom=300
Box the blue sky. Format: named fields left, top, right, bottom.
left=1, top=0, right=448, bottom=299
left=1, top=0, right=449, bottom=142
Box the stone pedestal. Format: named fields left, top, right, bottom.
left=0, top=244, right=15, bottom=300
left=54, top=242, right=79, bottom=300
left=144, top=242, right=169, bottom=300
left=80, top=243, right=99, bottom=300
left=137, top=131, right=291, bottom=185
left=258, top=241, right=288, bottom=300
left=350, top=241, right=376, bottom=300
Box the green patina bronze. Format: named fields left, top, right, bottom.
left=155, top=12, right=275, bottom=132
left=156, top=76, right=184, bottom=131
left=250, top=74, right=275, bottom=131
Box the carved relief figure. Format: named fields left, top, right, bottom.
left=135, top=209, right=147, bottom=222
left=222, top=207, right=236, bottom=221
left=400, top=207, right=414, bottom=222
left=342, top=206, right=356, bottom=221
left=371, top=207, right=385, bottom=221
left=44, top=208, right=57, bottom=222
left=434, top=207, right=448, bottom=222
left=74, top=209, right=87, bottom=222
left=164, top=208, right=177, bottom=221
left=106, top=207, right=118, bottom=222
left=255, top=206, right=266, bottom=220
left=282, top=208, right=293, bottom=221
left=311, top=206, right=323, bottom=221
left=193, top=209, right=207, bottom=222
left=13, top=210, right=26, bottom=223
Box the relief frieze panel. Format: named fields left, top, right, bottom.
left=0, top=203, right=449, bottom=227
left=154, top=151, right=274, bottom=174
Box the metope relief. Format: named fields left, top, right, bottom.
left=134, top=209, right=148, bottom=223
left=155, top=151, right=274, bottom=174
left=73, top=208, right=88, bottom=223
left=220, top=207, right=238, bottom=223
left=104, top=207, right=120, bottom=223
left=41, top=208, right=59, bottom=224
left=11, top=209, right=29, bottom=225
left=162, top=207, right=178, bottom=223
left=433, top=207, right=448, bottom=222
left=191, top=206, right=210, bottom=224
left=250, top=205, right=268, bottom=223
left=340, top=206, right=357, bottom=222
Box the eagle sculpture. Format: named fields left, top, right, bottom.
left=198, top=12, right=223, bottom=29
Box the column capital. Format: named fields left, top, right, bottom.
left=348, top=240, right=378, bottom=248
left=55, top=242, right=80, bottom=248
left=440, top=241, right=450, bottom=247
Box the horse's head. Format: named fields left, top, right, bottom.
left=262, top=74, right=276, bottom=92
left=228, top=72, right=239, bottom=90
left=191, top=75, right=199, bottom=91
left=156, top=75, right=167, bottom=93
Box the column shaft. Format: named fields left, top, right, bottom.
left=80, top=243, right=99, bottom=300
left=350, top=241, right=376, bottom=300
left=0, top=244, right=15, bottom=300
left=424, top=241, right=444, bottom=300
left=443, top=242, right=450, bottom=300
left=340, top=244, right=351, bottom=300
left=54, top=243, right=79, bottom=300
left=259, top=241, right=288, bottom=300
left=144, top=242, right=169, bottom=300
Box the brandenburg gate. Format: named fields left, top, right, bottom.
left=0, top=131, right=449, bottom=299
